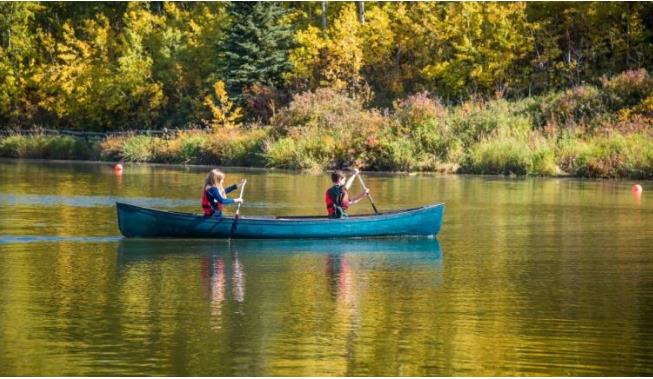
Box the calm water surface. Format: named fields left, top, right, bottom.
left=1, top=159, right=652, bottom=376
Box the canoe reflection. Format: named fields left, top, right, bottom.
left=117, top=238, right=443, bottom=328
left=117, top=238, right=443, bottom=260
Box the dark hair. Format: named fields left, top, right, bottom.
left=331, top=170, right=345, bottom=183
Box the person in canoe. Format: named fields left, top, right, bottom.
left=202, top=169, right=245, bottom=217
left=325, top=169, right=369, bottom=218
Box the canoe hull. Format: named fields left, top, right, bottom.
left=116, top=202, right=444, bottom=239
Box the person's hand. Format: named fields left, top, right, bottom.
left=239, top=178, right=247, bottom=187
left=234, top=198, right=243, bottom=204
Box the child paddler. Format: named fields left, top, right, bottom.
left=202, top=169, right=245, bottom=217
left=325, top=169, right=369, bottom=218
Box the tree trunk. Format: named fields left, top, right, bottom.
left=357, top=1, right=365, bottom=24
left=626, top=2, right=631, bottom=68
left=321, top=1, right=327, bottom=30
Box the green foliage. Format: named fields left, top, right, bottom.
left=536, top=85, right=609, bottom=133
left=206, top=129, right=268, bottom=166
left=560, top=133, right=653, bottom=178
left=224, top=2, right=294, bottom=104
left=464, top=137, right=533, bottom=176
left=0, top=134, right=96, bottom=159
left=601, top=69, right=653, bottom=109
left=118, top=135, right=156, bottom=162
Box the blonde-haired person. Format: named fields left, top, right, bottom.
left=201, top=169, right=246, bottom=217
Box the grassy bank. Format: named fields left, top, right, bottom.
left=2, top=70, right=653, bottom=179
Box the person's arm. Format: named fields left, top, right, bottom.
left=348, top=188, right=370, bottom=205
left=208, top=187, right=235, bottom=206
left=341, top=191, right=351, bottom=209
left=345, top=169, right=359, bottom=190
left=225, top=178, right=247, bottom=194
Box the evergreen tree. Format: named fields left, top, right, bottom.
left=223, top=2, right=294, bottom=103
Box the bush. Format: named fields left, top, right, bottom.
left=601, top=68, right=653, bottom=108
left=371, top=136, right=420, bottom=171
left=624, top=134, right=653, bottom=179
left=537, top=85, right=608, bottom=133
left=0, top=134, right=97, bottom=160
left=447, top=99, right=531, bottom=147
left=264, top=137, right=314, bottom=169
left=529, top=136, right=558, bottom=176
left=392, top=92, right=446, bottom=134
left=271, top=88, right=366, bottom=136
left=206, top=129, right=267, bottom=166
left=119, top=135, right=156, bottom=162
left=464, top=136, right=532, bottom=175
left=565, top=133, right=653, bottom=178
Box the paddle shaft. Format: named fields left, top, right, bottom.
left=235, top=182, right=246, bottom=217
left=356, top=174, right=379, bottom=214
left=231, top=181, right=246, bottom=235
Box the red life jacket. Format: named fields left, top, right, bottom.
left=202, top=188, right=224, bottom=216
left=325, top=185, right=349, bottom=217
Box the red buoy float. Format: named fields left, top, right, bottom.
left=632, top=184, right=643, bottom=194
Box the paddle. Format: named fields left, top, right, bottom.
left=230, top=181, right=247, bottom=235
left=356, top=173, right=379, bottom=214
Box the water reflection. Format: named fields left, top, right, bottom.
left=4, top=160, right=653, bottom=376
left=111, top=239, right=445, bottom=375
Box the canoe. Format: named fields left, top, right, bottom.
left=116, top=202, right=444, bottom=239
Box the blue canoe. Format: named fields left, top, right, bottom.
left=116, top=202, right=444, bottom=239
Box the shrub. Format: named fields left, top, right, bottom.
left=118, top=135, right=156, bottom=162
left=624, top=134, right=653, bottom=179
left=0, top=134, right=96, bottom=160
left=392, top=92, right=446, bottom=134
left=206, top=129, right=267, bottom=166
left=447, top=99, right=531, bottom=147
left=464, top=136, right=532, bottom=175
left=271, top=88, right=365, bottom=135
left=601, top=68, right=653, bottom=108
left=371, top=136, right=420, bottom=171
left=529, top=136, right=557, bottom=176
left=555, top=137, right=590, bottom=175
left=264, top=137, right=314, bottom=169
left=537, top=85, right=608, bottom=133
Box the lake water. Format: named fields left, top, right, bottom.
left=1, top=159, right=652, bottom=376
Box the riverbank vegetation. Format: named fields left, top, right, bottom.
left=1, top=2, right=653, bottom=178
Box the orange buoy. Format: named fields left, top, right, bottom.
left=632, top=184, right=643, bottom=194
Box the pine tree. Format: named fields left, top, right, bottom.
left=223, top=2, right=294, bottom=103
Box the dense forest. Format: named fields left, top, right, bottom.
left=2, top=1, right=652, bottom=129
left=1, top=2, right=653, bottom=177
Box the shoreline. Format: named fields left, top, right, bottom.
left=3, top=157, right=649, bottom=184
